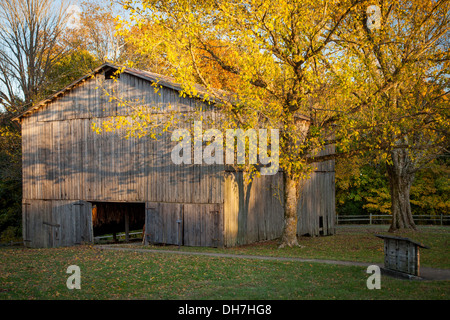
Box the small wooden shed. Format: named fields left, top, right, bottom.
left=13, top=63, right=336, bottom=248
left=376, top=234, right=429, bottom=279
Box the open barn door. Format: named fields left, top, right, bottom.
left=91, top=202, right=145, bottom=243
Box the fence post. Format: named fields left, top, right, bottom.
left=441, top=214, right=443, bottom=226
left=369, top=213, right=372, bottom=225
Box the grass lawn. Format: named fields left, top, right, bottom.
left=117, top=225, right=450, bottom=269
left=0, top=225, right=449, bottom=300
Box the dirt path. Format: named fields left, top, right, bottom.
left=96, top=244, right=450, bottom=281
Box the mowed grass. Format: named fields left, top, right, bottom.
left=0, top=225, right=449, bottom=300
left=119, top=225, right=450, bottom=269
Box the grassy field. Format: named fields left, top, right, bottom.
left=0, top=225, right=449, bottom=300
left=120, top=225, right=450, bottom=269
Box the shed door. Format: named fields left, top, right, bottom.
left=145, top=202, right=223, bottom=247
left=183, top=203, right=223, bottom=247
left=145, top=202, right=182, bottom=245
left=53, top=201, right=93, bottom=246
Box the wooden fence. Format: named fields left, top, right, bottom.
left=94, top=231, right=143, bottom=243
left=336, top=214, right=449, bottom=225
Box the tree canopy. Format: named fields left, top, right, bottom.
left=112, top=0, right=449, bottom=241
left=0, top=0, right=448, bottom=243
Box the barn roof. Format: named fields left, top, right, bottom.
left=12, top=62, right=310, bottom=122
left=12, top=62, right=214, bottom=122
left=375, top=234, right=430, bottom=249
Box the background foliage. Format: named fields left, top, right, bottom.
left=0, top=0, right=448, bottom=242
left=336, top=156, right=449, bottom=219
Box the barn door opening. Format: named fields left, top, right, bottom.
left=91, top=202, right=145, bottom=243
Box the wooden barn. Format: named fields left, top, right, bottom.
left=13, top=63, right=335, bottom=248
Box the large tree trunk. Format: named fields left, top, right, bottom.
left=279, top=174, right=301, bottom=248
left=386, top=147, right=417, bottom=232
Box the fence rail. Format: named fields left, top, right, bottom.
left=336, top=214, right=450, bottom=225
left=94, top=231, right=143, bottom=243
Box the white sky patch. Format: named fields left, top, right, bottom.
left=66, top=4, right=81, bottom=29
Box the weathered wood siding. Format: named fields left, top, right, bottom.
left=22, top=200, right=92, bottom=248
left=379, top=236, right=427, bottom=277
left=384, top=238, right=419, bottom=275
left=21, top=68, right=335, bottom=248
left=223, top=172, right=284, bottom=246
left=223, top=144, right=335, bottom=247
left=22, top=73, right=223, bottom=204
left=298, top=143, right=335, bottom=237
left=21, top=72, right=224, bottom=247
left=145, top=202, right=223, bottom=247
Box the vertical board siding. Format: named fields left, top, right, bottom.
left=298, top=152, right=335, bottom=237
left=21, top=69, right=335, bottom=248
left=145, top=202, right=182, bottom=245
left=382, top=238, right=422, bottom=276
left=223, top=172, right=285, bottom=247
left=24, top=75, right=224, bottom=204
left=22, top=200, right=92, bottom=248
left=145, top=202, right=223, bottom=247
left=224, top=162, right=335, bottom=247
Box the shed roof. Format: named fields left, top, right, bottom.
left=12, top=62, right=311, bottom=123
left=375, top=234, right=430, bottom=249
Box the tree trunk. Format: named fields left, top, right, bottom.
left=279, top=174, right=301, bottom=248
left=386, top=148, right=417, bottom=232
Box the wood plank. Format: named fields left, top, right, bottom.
left=19, top=69, right=338, bottom=247
left=22, top=118, right=29, bottom=199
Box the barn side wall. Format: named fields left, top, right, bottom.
left=298, top=144, right=336, bottom=237
left=21, top=73, right=224, bottom=247
left=223, top=144, right=335, bottom=247
left=21, top=71, right=335, bottom=248
left=145, top=202, right=224, bottom=247
left=21, top=74, right=224, bottom=204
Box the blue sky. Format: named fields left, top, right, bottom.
left=0, top=0, right=126, bottom=112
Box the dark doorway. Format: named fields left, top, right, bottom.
left=319, top=216, right=324, bottom=236
left=91, top=202, right=145, bottom=243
